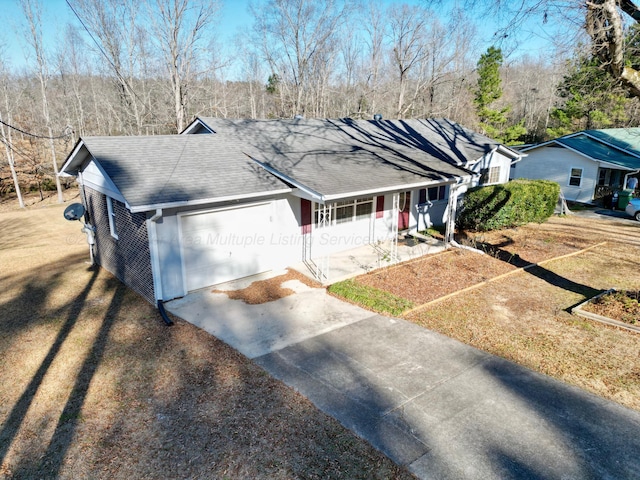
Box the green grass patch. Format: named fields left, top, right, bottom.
left=420, top=226, right=445, bottom=240
left=328, top=280, right=414, bottom=316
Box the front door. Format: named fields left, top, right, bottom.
left=398, top=191, right=411, bottom=230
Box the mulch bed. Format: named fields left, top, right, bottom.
left=582, top=290, right=640, bottom=325
left=356, top=250, right=516, bottom=305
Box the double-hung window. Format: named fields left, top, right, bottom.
left=481, top=167, right=501, bottom=185
left=106, top=196, right=119, bottom=239
left=569, top=168, right=583, bottom=187
left=419, top=186, right=446, bottom=203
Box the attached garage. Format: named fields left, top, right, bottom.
left=180, top=202, right=275, bottom=291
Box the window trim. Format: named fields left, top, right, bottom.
left=314, top=197, right=374, bottom=226
left=481, top=166, right=501, bottom=185
left=427, top=185, right=447, bottom=201
left=568, top=167, right=583, bottom=187
left=106, top=196, right=119, bottom=239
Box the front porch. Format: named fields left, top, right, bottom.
left=295, top=234, right=446, bottom=285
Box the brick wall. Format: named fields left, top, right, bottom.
left=82, top=187, right=155, bottom=304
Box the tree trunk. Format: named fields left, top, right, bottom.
left=21, top=0, right=64, bottom=203
left=0, top=113, right=24, bottom=209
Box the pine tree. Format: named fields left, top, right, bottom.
left=474, top=46, right=526, bottom=144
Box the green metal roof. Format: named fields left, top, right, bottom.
left=557, top=132, right=640, bottom=170
left=584, top=128, right=640, bottom=156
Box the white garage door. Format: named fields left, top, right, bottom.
left=181, top=203, right=274, bottom=291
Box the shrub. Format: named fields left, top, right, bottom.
left=457, top=179, right=559, bottom=232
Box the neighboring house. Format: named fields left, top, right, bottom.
left=512, top=128, right=640, bottom=204
left=60, top=117, right=521, bottom=304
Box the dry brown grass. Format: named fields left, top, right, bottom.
left=0, top=188, right=80, bottom=214
left=401, top=218, right=640, bottom=410
left=0, top=203, right=414, bottom=479
left=343, top=214, right=640, bottom=412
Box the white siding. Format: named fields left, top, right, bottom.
left=470, top=150, right=513, bottom=187
left=513, top=146, right=598, bottom=203
left=79, top=160, right=126, bottom=203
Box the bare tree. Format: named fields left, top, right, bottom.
left=451, top=1, right=640, bottom=99
left=0, top=56, right=25, bottom=208
left=250, top=0, right=352, bottom=116
left=360, top=0, right=387, bottom=118
left=21, top=0, right=64, bottom=203
left=147, top=0, right=220, bottom=132
left=68, top=0, right=149, bottom=134
left=387, top=3, right=431, bottom=118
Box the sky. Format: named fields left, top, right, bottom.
left=1, top=0, right=253, bottom=70
left=0, top=0, right=565, bottom=73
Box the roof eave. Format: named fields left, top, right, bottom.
left=321, top=177, right=462, bottom=202
left=59, top=138, right=88, bottom=176
left=129, top=187, right=293, bottom=213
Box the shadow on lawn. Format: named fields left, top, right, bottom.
left=464, top=237, right=603, bottom=300
left=0, top=266, right=100, bottom=468
left=35, top=281, right=126, bottom=477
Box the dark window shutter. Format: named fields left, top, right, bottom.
left=301, top=199, right=312, bottom=234
left=419, top=188, right=427, bottom=204
left=376, top=196, right=385, bottom=218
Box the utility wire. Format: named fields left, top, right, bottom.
left=0, top=135, right=37, bottom=161
left=65, top=0, right=130, bottom=89
left=65, top=0, right=164, bottom=129
left=0, top=118, right=72, bottom=140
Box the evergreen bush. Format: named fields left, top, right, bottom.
left=457, top=179, right=559, bottom=231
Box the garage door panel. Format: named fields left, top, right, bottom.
left=181, top=204, right=273, bottom=291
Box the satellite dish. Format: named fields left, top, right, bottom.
left=64, top=203, right=85, bottom=221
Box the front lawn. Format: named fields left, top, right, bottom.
left=0, top=203, right=414, bottom=479
left=330, top=215, right=640, bottom=411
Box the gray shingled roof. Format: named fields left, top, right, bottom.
left=195, top=117, right=500, bottom=197
left=66, top=135, right=290, bottom=211
left=62, top=117, right=505, bottom=211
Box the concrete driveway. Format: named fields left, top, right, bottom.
left=166, top=274, right=640, bottom=479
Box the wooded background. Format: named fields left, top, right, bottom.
left=3, top=0, right=640, bottom=207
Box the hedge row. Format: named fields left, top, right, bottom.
left=457, top=179, right=560, bottom=232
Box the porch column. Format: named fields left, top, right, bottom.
left=390, top=192, right=399, bottom=263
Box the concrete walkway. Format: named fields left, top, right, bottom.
left=166, top=279, right=640, bottom=479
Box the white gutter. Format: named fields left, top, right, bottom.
left=320, top=178, right=460, bottom=203
left=130, top=187, right=292, bottom=213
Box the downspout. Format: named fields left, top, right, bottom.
left=77, top=170, right=96, bottom=265
left=148, top=208, right=173, bottom=326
